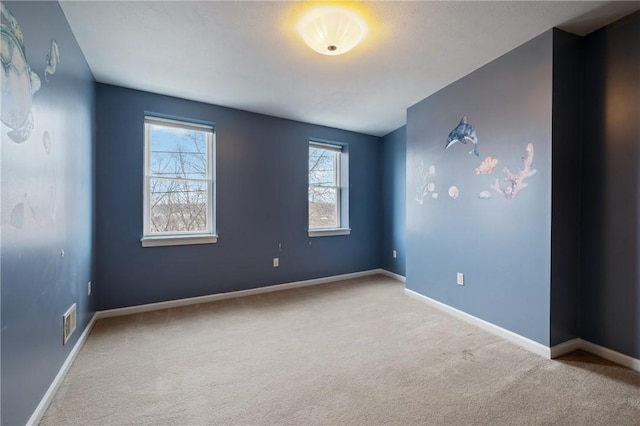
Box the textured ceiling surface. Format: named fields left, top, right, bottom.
left=59, top=1, right=640, bottom=136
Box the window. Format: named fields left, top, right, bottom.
left=142, top=116, right=216, bottom=247
left=308, top=141, right=350, bottom=237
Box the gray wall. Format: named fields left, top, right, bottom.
left=1, top=2, right=96, bottom=425
left=581, top=11, right=640, bottom=358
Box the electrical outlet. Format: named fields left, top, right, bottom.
left=392, top=250, right=397, bottom=259
left=87, top=281, right=92, bottom=296
left=273, top=257, right=279, bottom=267
left=457, top=273, right=464, bottom=286
left=63, top=304, right=77, bottom=345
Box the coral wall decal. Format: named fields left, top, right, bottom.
left=491, top=143, right=537, bottom=199
left=414, top=161, right=437, bottom=204
left=475, top=156, right=498, bottom=175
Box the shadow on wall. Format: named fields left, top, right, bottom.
left=580, top=11, right=640, bottom=359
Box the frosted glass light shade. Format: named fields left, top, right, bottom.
left=297, top=6, right=368, bottom=56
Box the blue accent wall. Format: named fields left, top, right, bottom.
left=1, top=2, right=96, bottom=425
left=406, top=31, right=554, bottom=345
left=581, top=11, right=640, bottom=358
left=1, top=5, right=639, bottom=424
left=381, top=126, right=406, bottom=276
left=95, top=84, right=381, bottom=310
left=404, top=18, right=638, bottom=351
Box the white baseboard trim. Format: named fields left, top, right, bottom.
left=550, top=338, right=582, bottom=358
left=25, top=276, right=640, bottom=426
left=580, top=339, right=640, bottom=373
left=27, top=313, right=97, bottom=426
left=97, top=269, right=383, bottom=319
left=26, top=270, right=391, bottom=425
left=404, top=288, right=640, bottom=371
left=404, top=288, right=551, bottom=358
left=378, top=269, right=406, bottom=283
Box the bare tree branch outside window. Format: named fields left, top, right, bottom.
left=309, top=146, right=339, bottom=228
left=149, top=126, right=210, bottom=233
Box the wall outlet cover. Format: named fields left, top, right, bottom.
left=457, top=273, right=464, bottom=286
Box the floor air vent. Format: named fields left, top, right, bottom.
left=63, top=303, right=77, bottom=345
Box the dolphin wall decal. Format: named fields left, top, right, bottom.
left=445, top=117, right=479, bottom=157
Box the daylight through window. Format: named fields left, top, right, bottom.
left=142, top=116, right=216, bottom=246
left=308, top=141, right=350, bottom=236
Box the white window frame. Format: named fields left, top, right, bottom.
left=141, top=116, right=217, bottom=247
left=308, top=140, right=350, bottom=237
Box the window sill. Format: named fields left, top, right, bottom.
left=141, top=234, right=218, bottom=247
left=308, top=228, right=351, bottom=237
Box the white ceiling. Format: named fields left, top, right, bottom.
left=59, top=1, right=640, bottom=137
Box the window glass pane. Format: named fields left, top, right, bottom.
left=309, top=147, right=336, bottom=186
left=150, top=178, right=207, bottom=233
left=309, top=186, right=338, bottom=228
left=150, top=125, right=207, bottom=179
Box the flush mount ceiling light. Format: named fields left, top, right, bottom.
left=297, top=5, right=368, bottom=56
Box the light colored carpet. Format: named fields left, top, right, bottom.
left=41, top=275, right=640, bottom=425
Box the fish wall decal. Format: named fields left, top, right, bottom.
left=1, top=3, right=42, bottom=143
